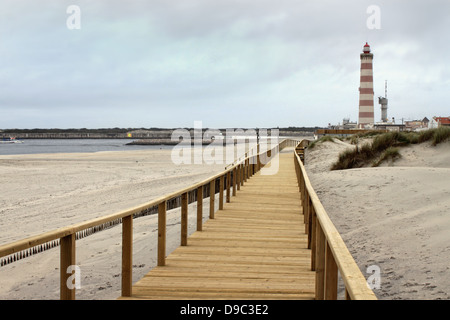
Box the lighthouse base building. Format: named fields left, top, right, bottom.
left=358, top=42, right=375, bottom=128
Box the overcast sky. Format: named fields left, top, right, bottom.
left=0, top=0, right=449, bottom=129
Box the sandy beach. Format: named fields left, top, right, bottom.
left=305, top=138, right=450, bottom=300
left=0, top=148, right=226, bottom=300
left=1, top=137, right=449, bottom=300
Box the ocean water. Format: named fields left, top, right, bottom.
left=0, top=139, right=173, bottom=155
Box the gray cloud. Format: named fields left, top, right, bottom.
left=0, top=0, right=449, bottom=128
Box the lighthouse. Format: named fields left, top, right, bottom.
left=358, top=42, right=374, bottom=127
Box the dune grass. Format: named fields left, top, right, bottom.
left=347, top=130, right=385, bottom=145
left=372, top=147, right=401, bottom=167
left=331, top=127, right=450, bottom=170
left=431, top=126, right=450, bottom=145
left=308, top=135, right=334, bottom=149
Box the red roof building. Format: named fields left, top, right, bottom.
left=434, top=116, right=450, bottom=126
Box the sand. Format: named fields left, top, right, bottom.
left=1, top=138, right=449, bottom=300
left=305, top=138, right=450, bottom=300
left=0, top=148, right=225, bottom=300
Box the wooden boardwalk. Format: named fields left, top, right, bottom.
left=120, top=150, right=315, bottom=300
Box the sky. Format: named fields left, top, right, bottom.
left=0, top=0, right=449, bottom=129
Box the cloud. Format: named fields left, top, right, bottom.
left=0, top=0, right=449, bottom=128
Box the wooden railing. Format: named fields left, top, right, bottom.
left=0, top=138, right=375, bottom=300
left=294, top=140, right=377, bottom=300
left=0, top=139, right=298, bottom=300
left=295, top=139, right=310, bottom=163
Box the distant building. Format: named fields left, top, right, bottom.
left=374, top=123, right=406, bottom=131
left=342, top=118, right=358, bottom=129
left=429, top=116, right=450, bottom=128
left=328, top=118, right=357, bottom=130
left=435, top=116, right=450, bottom=127
left=405, top=117, right=429, bottom=130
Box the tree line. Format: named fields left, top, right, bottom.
left=1, top=127, right=321, bottom=134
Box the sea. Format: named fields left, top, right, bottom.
left=0, top=139, right=173, bottom=155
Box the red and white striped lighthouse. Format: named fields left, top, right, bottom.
left=358, top=42, right=374, bottom=127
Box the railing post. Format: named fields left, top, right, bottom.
left=236, top=165, right=241, bottom=190
left=219, top=175, right=224, bottom=210
left=233, top=167, right=238, bottom=194
left=158, top=201, right=166, bottom=266
left=60, top=234, right=76, bottom=300
left=304, top=194, right=310, bottom=233
left=311, top=206, right=317, bottom=271
left=315, top=222, right=326, bottom=300
left=197, top=186, right=203, bottom=231
left=252, top=158, right=255, bottom=176
left=325, top=242, right=338, bottom=300
left=307, top=197, right=313, bottom=249
left=181, top=192, right=188, bottom=246
left=302, top=177, right=306, bottom=204
left=121, top=215, right=133, bottom=297
left=257, top=144, right=260, bottom=171
left=248, top=158, right=251, bottom=178
left=244, top=158, right=248, bottom=182
left=209, top=180, right=215, bottom=219
left=226, top=171, right=231, bottom=203
left=240, top=163, right=244, bottom=187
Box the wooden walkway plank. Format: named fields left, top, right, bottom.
left=119, top=151, right=315, bottom=300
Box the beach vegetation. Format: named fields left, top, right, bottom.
left=347, top=130, right=385, bottom=145
left=330, top=143, right=371, bottom=170
left=308, top=135, right=335, bottom=149
left=431, top=126, right=450, bottom=146
left=372, top=147, right=401, bottom=167
left=331, top=128, right=450, bottom=170
left=417, top=129, right=434, bottom=143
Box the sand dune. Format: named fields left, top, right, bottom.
left=305, top=138, right=450, bottom=300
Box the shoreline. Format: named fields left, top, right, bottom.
left=0, top=148, right=228, bottom=244
left=3, top=137, right=449, bottom=300
left=0, top=148, right=227, bottom=299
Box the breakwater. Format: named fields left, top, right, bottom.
left=0, top=129, right=313, bottom=141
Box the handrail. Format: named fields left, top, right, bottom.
left=294, top=140, right=377, bottom=300
left=0, top=138, right=297, bottom=299
left=2, top=138, right=370, bottom=300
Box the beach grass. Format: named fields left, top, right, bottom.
left=431, top=126, right=450, bottom=145
left=372, top=147, right=401, bottom=167
left=331, top=127, right=450, bottom=170
left=308, top=135, right=334, bottom=149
